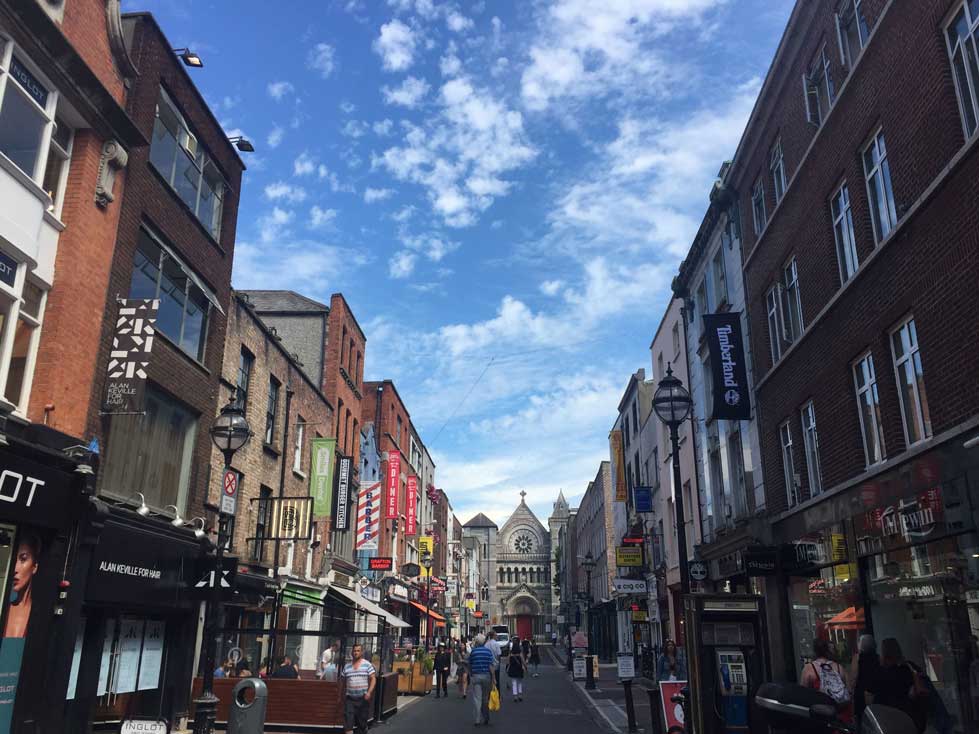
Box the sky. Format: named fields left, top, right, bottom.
left=125, top=0, right=794, bottom=527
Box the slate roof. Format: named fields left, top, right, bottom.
left=239, top=290, right=328, bottom=313
left=463, top=512, right=498, bottom=528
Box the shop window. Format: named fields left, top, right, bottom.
left=787, top=564, right=862, bottom=672
left=100, top=384, right=198, bottom=513
left=148, top=87, right=225, bottom=239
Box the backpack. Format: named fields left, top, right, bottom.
left=812, top=661, right=850, bottom=705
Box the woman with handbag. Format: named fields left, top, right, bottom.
left=507, top=636, right=527, bottom=702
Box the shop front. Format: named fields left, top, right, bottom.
left=771, top=438, right=979, bottom=734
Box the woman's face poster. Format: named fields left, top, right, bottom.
left=3, top=535, right=39, bottom=639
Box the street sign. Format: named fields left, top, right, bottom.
left=573, top=656, right=586, bottom=680
left=621, top=536, right=644, bottom=546
left=369, top=557, right=393, bottom=571
left=616, top=547, right=643, bottom=567
left=613, top=578, right=648, bottom=594
left=617, top=652, right=635, bottom=680
left=688, top=560, right=708, bottom=582
left=220, top=469, right=237, bottom=515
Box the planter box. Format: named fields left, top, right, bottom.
left=393, top=661, right=413, bottom=693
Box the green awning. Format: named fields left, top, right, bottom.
left=282, top=584, right=322, bottom=606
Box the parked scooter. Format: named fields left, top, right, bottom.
left=755, top=682, right=917, bottom=734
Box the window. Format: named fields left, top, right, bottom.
left=781, top=258, right=803, bottom=344
left=396, top=415, right=402, bottom=445
left=780, top=421, right=799, bottom=507
left=770, top=139, right=787, bottom=204
left=703, top=355, right=713, bottom=417
left=148, top=88, right=225, bottom=239
left=293, top=416, right=306, bottom=473
left=265, top=377, right=280, bottom=445
left=652, top=446, right=660, bottom=488
left=766, top=287, right=782, bottom=363
left=235, top=348, right=253, bottom=411
left=853, top=352, right=886, bottom=466
left=891, top=317, right=931, bottom=446
left=728, top=429, right=748, bottom=517
left=42, top=116, right=72, bottom=215
left=252, top=486, right=273, bottom=562
left=129, top=228, right=215, bottom=361
left=711, top=248, right=728, bottom=307
left=804, top=47, right=835, bottom=126
left=696, top=278, right=710, bottom=321
left=751, top=178, right=767, bottom=235
left=631, top=401, right=638, bottom=438
left=2, top=281, right=45, bottom=412
left=707, top=424, right=725, bottom=523
left=101, top=384, right=198, bottom=513
left=633, top=450, right=640, bottom=488
left=831, top=183, right=859, bottom=283
left=672, top=322, right=680, bottom=356
left=800, top=401, right=822, bottom=497
left=863, top=130, right=897, bottom=243
left=837, top=0, right=870, bottom=69
left=946, top=3, right=979, bottom=137
left=624, top=416, right=631, bottom=448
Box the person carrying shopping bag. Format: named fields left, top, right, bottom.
left=469, top=634, right=495, bottom=726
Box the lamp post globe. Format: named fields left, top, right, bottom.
left=421, top=551, right=434, bottom=649
left=652, top=364, right=693, bottom=427
left=209, top=395, right=252, bottom=466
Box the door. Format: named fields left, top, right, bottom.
left=516, top=615, right=532, bottom=641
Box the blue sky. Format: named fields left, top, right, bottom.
left=127, top=0, right=793, bottom=526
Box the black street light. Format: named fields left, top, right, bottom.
left=193, top=395, right=251, bottom=734
left=172, top=47, right=203, bottom=68
left=652, top=364, right=694, bottom=596
left=421, top=550, right=433, bottom=650
left=227, top=135, right=255, bottom=153
left=581, top=551, right=597, bottom=691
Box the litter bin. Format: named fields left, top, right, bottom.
left=228, top=677, right=268, bottom=734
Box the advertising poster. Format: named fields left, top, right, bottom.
left=138, top=620, right=165, bottom=690
left=660, top=681, right=688, bottom=730
left=311, top=438, right=337, bottom=518
left=405, top=476, right=418, bottom=536
left=385, top=452, right=400, bottom=520
left=102, top=298, right=159, bottom=414
left=417, top=536, right=433, bottom=577
left=703, top=312, right=751, bottom=420
left=113, top=619, right=144, bottom=694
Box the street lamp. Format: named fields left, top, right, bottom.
left=193, top=395, right=251, bottom=734
left=581, top=551, right=597, bottom=691
left=652, top=364, right=693, bottom=596
left=421, top=550, right=433, bottom=650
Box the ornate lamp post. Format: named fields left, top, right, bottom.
left=193, top=395, right=251, bottom=734
left=421, top=550, right=434, bottom=649
left=581, top=550, right=597, bottom=690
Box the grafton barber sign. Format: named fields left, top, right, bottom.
left=703, top=312, right=751, bottom=421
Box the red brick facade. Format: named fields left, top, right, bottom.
left=322, top=294, right=366, bottom=487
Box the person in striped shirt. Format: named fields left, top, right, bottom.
left=469, top=634, right=496, bottom=726
left=340, top=644, right=376, bottom=734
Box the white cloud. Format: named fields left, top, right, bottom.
left=307, top=43, right=336, bottom=78
left=374, top=20, right=416, bottom=72
left=440, top=51, right=462, bottom=77
left=373, top=119, right=394, bottom=136
left=540, top=279, right=563, bottom=296
left=399, top=230, right=460, bottom=262
left=340, top=101, right=357, bottom=114
left=446, top=11, right=473, bottom=32
left=364, top=187, right=394, bottom=203
left=264, top=181, right=307, bottom=203
left=258, top=207, right=294, bottom=243
left=267, top=125, right=285, bottom=148
left=392, top=205, right=415, bottom=222
left=377, top=76, right=535, bottom=226
left=267, top=81, right=295, bottom=100
left=294, top=151, right=317, bottom=176
left=389, top=251, right=417, bottom=278
left=341, top=119, right=370, bottom=138
left=308, top=205, right=338, bottom=229
left=382, top=76, right=430, bottom=108
left=233, top=237, right=370, bottom=300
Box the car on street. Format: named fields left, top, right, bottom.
left=491, top=625, right=511, bottom=655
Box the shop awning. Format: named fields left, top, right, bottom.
left=327, top=585, right=410, bottom=628
left=409, top=601, right=446, bottom=622
left=825, top=606, right=865, bottom=629
left=282, top=583, right=324, bottom=606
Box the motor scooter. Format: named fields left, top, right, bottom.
left=754, top=682, right=917, bottom=734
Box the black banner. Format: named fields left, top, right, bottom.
left=743, top=546, right=779, bottom=576
left=102, top=299, right=159, bottom=414
left=334, top=455, right=351, bottom=531
left=703, top=312, right=751, bottom=421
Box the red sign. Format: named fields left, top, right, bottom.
left=369, top=557, right=393, bottom=571
left=431, top=576, right=446, bottom=591
left=622, top=536, right=644, bottom=545
left=406, top=476, right=418, bottom=536
left=660, top=681, right=688, bottom=730
left=223, top=470, right=237, bottom=496
left=386, top=452, right=400, bottom=520
left=472, top=611, right=483, bottom=619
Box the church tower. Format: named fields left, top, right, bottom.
left=497, top=491, right=551, bottom=640
left=548, top=490, right=571, bottom=631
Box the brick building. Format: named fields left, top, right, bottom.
left=720, top=0, right=979, bottom=720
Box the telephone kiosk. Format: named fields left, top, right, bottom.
left=683, top=594, right=770, bottom=734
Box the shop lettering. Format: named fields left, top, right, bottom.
left=878, top=499, right=936, bottom=541
left=98, top=562, right=162, bottom=580
left=0, top=469, right=44, bottom=508
left=716, top=324, right=740, bottom=388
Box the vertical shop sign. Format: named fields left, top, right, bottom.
left=356, top=482, right=381, bottom=551
left=610, top=430, right=627, bottom=502
left=386, top=452, right=400, bottom=520
left=703, top=312, right=751, bottom=420
left=406, top=476, right=418, bottom=536
left=311, top=438, right=337, bottom=518
left=102, top=299, right=159, bottom=414
left=137, top=620, right=165, bottom=690
left=334, top=456, right=351, bottom=531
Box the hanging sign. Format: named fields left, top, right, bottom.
left=334, top=456, right=351, bottom=531
left=102, top=299, right=159, bottom=414
left=406, top=475, right=418, bottom=536
left=386, top=452, right=400, bottom=520
left=743, top=546, right=779, bottom=576
left=369, top=557, right=393, bottom=571
left=703, top=312, right=751, bottom=421
left=311, top=438, right=337, bottom=518
left=613, top=578, right=648, bottom=594
left=610, top=430, right=627, bottom=502
left=688, top=560, right=709, bottom=582
left=265, top=497, right=312, bottom=541
left=355, top=482, right=381, bottom=551
left=634, top=486, right=653, bottom=513
left=417, top=536, right=433, bottom=577
left=616, top=547, right=643, bottom=567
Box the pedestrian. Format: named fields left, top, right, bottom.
left=469, top=634, right=496, bottom=726
left=850, top=634, right=880, bottom=731
left=869, top=638, right=948, bottom=734
left=271, top=655, right=299, bottom=679
left=801, top=638, right=851, bottom=721
left=551, top=630, right=558, bottom=647
left=486, top=629, right=503, bottom=695
left=507, top=636, right=526, bottom=701
left=319, top=639, right=341, bottom=680
left=656, top=640, right=686, bottom=681
left=529, top=640, right=541, bottom=677
left=340, top=643, right=376, bottom=734
left=455, top=638, right=470, bottom=697
left=434, top=641, right=451, bottom=698
left=520, top=636, right=531, bottom=663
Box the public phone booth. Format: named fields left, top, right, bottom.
left=683, top=594, right=770, bottom=734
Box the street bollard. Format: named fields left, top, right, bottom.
left=644, top=685, right=664, bottom=734
left=227, top=678, right=268, bottom=734
left=623, top=679, right=639, bottom=733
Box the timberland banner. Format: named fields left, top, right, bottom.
left=311, top=438, right=337, bottom=518
left=703, top=312, right=751, bottom=421
left=102, top=299, right=159, bottom=414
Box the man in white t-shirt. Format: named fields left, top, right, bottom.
left=319, top=639, right=341, bottom=680
left=485, top=630, right=503, bottom=694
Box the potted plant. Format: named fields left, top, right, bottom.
left=411, top=649, right=434, bottom=694
left=393, top=651, right=413, bottom=693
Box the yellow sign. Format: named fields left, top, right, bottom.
left=610, top=430, right=627, bottom=502
left=616, top=547, right=643, bottom=567
left=418, top=536, right=434, bottom=577
left=631, top=611, right=649, bottom=622
left=466, top=599, right=476, bottom=611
